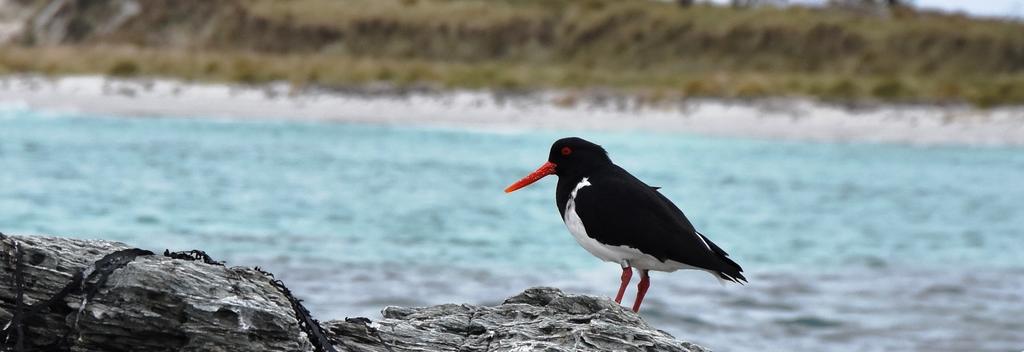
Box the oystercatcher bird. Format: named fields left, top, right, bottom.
left=505, top=137, right=745, bottom=312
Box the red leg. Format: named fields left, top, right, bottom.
left=615, top=266, right=632, bottom=304
left=631, top=270, right=650, bottom=312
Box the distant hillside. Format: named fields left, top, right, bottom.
left=2, top=0, right=1023, bottom=106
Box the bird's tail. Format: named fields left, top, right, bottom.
left=713, top=257, right=747, bottom=284
left=698, top=232, right=747, bottom=284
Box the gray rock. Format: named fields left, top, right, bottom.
left=329, top=287, right=709, bottom=352
left=0, top=234, right=708, bottom=352
left=0, top=234, right=312, bottom=351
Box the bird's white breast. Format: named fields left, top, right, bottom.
left=562, top=177, right=693, bottom=272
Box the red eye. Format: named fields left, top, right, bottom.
left=561, top=147, right=572, bottom=156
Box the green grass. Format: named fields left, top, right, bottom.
left=4, top=0, right=1024, bottom=106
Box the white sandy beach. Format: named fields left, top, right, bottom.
left=2, top=74, right=1023, bottom=146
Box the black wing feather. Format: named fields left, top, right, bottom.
left=572, top=166, right=745, bottom=283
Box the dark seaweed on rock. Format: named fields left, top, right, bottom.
left=0, top=235, right=317, bottom=351
left=163, top=249, right=224, bottom=266
left=255, top=267, right=339, bottom=352
left=165, top=248, right=336, bottom=351
left=160, top=248, right=341, bottom=352
left=1, top=242, right=154, bottom=351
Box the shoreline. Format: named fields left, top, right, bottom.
left=2, top=74, right=1024, bottom=146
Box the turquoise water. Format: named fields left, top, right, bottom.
left=2, top=107, right=1023, bottom=351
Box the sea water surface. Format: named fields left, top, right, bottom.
left=1, top=107, right=1022, bottom=351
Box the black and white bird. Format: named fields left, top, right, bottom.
left=505, top=137, right=745, bottom=312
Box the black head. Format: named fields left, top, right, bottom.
left=546, top=137, right=611, bottom=177
left=505, top=137, right=612, bottom=193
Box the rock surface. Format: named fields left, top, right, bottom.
left=327, top=287, right=709, bottom=352
left=0, top=234, right=314, bottom=351
left=0, top=234, right=708, bottom=352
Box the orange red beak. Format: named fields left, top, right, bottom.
left=504, top=161, right=557, bottom=193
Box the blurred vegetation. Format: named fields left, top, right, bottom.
left=2, top=0, right=1024, bottom=106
